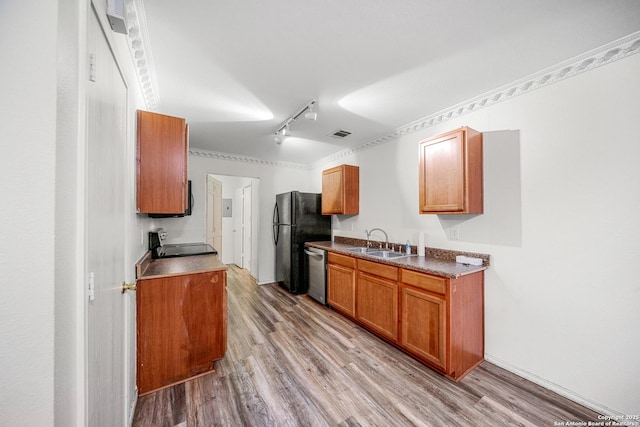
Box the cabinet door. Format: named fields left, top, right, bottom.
left=327, top=263, right=356, bottom=317
left=136, top=110, right=187, bottom=214
left=356, top=272, right=398, bottom=342
left=322, top=166, right=344, bottom=214
left=418, top=127, right=483, bottom=214
left=419, top=129, right=465, bottom=212
left=400, top=286, right=447, bottom=369
left=322, top=165, right=359, bottom=215
left=136, top=270, right=226, bottom=394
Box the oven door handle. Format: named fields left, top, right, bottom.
left=304, top=249, right=324, bottom=258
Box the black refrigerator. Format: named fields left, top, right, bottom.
left=273, top=191, right=331, bottom=294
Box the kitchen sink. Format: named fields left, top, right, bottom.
left=346, top=247, right=413, bottom=259
left=346, top=247, right=378, bottom=253
left=367, top=250, right=413, bottom=259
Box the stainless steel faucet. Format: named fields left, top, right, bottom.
left=365, top=228, right=389, bottom=249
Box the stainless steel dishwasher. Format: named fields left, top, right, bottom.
left=304, top=247, right=327, bottom=304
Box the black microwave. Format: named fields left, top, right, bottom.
left=149, top=180, right=193, bottom=218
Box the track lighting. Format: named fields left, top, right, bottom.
left=273, top=99, right=317, bottom=144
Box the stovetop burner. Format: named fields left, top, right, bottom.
left=153, top=242, right=218, bottom=259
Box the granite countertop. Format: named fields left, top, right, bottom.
left=306, top=240, right=489, bottom=279
left=136, top=251, right=227, bottom=280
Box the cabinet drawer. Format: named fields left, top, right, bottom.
left=328, top=252, right=356, bottom=269
left=401, top=269, right=446, bottom=295
left=358, top=259, right=398, bottom=281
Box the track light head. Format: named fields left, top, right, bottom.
left=272, top=99, right=317, bottom=143
left=304, top=103, right=317, bottom=120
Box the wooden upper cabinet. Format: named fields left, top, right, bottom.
left=136, top=110, right=188, bottom=214
left=418, top=127, right=482, bottom=214
left=322, top=164, right=359, bottom=215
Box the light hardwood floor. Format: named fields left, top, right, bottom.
left=133, top=264, right=600, bottom=426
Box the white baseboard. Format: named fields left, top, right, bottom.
left=128, top=387, right=138, bottom=427
left=484, top=354, right=622, bottom=417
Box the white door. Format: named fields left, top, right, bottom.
left=242, top=184, right=252, bottom=273
left=206, top=175, right=223, bottom=256
left=234, top=187, right=243, bottom=266
left=86, top=7, right=128, bottom=426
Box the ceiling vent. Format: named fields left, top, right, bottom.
left=330, top=129, right=352, bottom=139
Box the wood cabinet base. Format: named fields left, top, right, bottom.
left=136, top=270, right=227, bottom=395
left=327, top=253, right=484, bottom=382
left=400, top=270, right=485, bottom=381
left=138, top=368, right=216, bottom=397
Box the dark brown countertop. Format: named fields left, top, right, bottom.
left=306, top=241, right=489, bottom=279
left=136, top=251, right=227, bottom=280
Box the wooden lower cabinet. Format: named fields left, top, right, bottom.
left=326, top=250, right=484, bottom=381
left=356, top=260, right=399, bottom=342
left=400, top=286, right=447, bottom=369
left=327, top=252, right=357, bottom=317
left=136, top=270, right=227, bottom=394
left=400, top=268, right=484, bottom=380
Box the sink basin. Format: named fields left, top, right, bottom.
left=346, top=247, right=377, bottom=253
left=368, top=250, right=412, bottom=259
left=345, top=246, right=413, bottom=259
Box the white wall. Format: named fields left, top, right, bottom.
left=55, top=0, right=85, bottom=424
left=0, top=2, right=57, bottom=425
left=311, top=54, right=640, bottom=415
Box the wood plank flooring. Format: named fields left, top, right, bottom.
left=132, top=264, right=600, bottom=426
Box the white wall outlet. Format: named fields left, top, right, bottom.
left=140, top=229, right=144, bottom=245
left=450, top=227, right=460, bottom=240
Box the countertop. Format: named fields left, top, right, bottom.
left=136, top=251, right=227, bottom=280
left=306, top=241, right=489, bottom=279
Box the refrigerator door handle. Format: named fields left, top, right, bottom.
left=272, top=203, right=279, bottom=245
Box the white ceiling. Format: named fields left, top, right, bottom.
left=139, top=0, right=640, bottom=165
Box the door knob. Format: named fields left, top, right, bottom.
left=121, top=281, right=137, bottom=294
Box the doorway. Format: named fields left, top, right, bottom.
left=205, top=174, right=259, bottom=278
left=205, top=175, right=223, bottom=258
left=234, top=183, right=252, bottom=271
